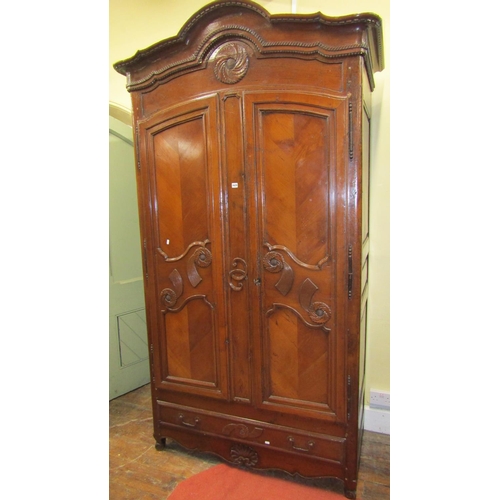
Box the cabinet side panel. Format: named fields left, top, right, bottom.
left=358, top=104, right=371, bottom=439
left=361, top=106, right=371, bottom=245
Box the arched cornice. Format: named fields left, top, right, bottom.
left=113, top=0, right=384, bottom=92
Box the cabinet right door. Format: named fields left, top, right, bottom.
left=244, top=91, right=349, bottom=425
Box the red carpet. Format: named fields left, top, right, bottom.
left=169, top=464, right=346, bottom=499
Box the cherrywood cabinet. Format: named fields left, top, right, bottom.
left=114, top=1, right=384, bottom=497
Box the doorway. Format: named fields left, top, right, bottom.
left=109, top=108, right=150, bottom=399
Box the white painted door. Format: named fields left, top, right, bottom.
left=109, top=115, right=150, bottom=400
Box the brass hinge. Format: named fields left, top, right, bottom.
left=347, top=245, right=353, bottom=299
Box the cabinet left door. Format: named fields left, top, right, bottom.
left=137, top=95, right=230, bottom=401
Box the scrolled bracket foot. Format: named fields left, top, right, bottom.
left=155, top=438, right=167, bottom=451
left=344, top=488, right=356, bottom=499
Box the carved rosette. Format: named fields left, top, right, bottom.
left=161, top=288, right=178, bottom=308
left=193, top=247, right=212, bottom=267
left=263, top=251, right=284, bottom=273
left=230, top=443, right=259, bottom=467
left=213, top=42, right=249, bottom=84
left=309, top=302, right=332, bottom=324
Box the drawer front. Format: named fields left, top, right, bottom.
left=157, top=401, right=345, bottom=464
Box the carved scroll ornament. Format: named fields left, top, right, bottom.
left=160, top=269, right=215, bottom=314
left=222, top=423, right=263, bottom=439
left=299, top=278, right=332, bottom=326
left=187, top=246, right=212, bottom=287
left=157, top=239, right=210, bottom=262
left=229, top=257, right=248, bottom=291
left=160, top=268, right=184, bottom=310
left=266, top=278, right=332, bottom=333
left=264, top=242, right=329, bottom=270
left=158, top=241, right=215, bottom=313
left=263, top=251, right=294, bottom=296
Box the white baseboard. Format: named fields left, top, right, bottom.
left=364, top=406, right=390, bottom=434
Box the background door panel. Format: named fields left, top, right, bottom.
left=109, top=115, right=149, bottom=400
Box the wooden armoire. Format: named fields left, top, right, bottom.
left=114, top=1, right=384, bottom=497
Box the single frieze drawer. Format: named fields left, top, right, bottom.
left=157, top=401, right=346, bottom=464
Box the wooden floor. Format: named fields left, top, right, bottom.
left=110, top=384, right=390, bottom=499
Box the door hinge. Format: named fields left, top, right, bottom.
left=348, top=102, right=353, bottom=160
left=347, top=245, right=353, bottom=299
left=143, top=239, right=149, bottom=280
left=135, top=126, right=141, bottom=170
left=347, top=374, right=352, bottom=421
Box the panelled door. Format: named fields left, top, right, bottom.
left=243, top=91, right=349, bottom=424
left=139, top=95, right=230, bottom=401
left=139, top=90, right=348, bottom=424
